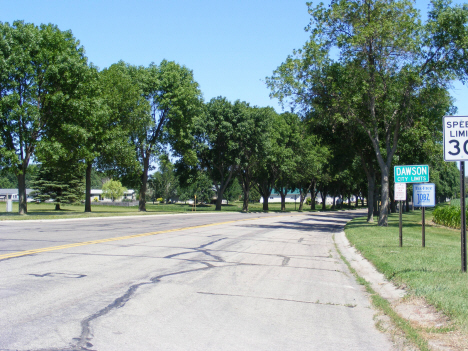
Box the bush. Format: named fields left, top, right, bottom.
left=433, top=205, right=463, bottom=229
left=306, top=198, right=311, bottom=205
left=156, top=197, right=164, bottom=203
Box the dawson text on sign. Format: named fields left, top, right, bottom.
left=394, top=165, right=429, bottom=183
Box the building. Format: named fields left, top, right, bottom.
left=259, top=189, right=307, bottom=203
left=0, top=189, right=35, bottom=202
left=90, top=189, right=135, bottom=202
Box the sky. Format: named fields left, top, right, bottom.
left=4, top=0, right=468, bottom=115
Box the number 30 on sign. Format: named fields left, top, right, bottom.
left=444, top=116, right=468, bottom=161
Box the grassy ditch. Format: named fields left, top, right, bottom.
left=345, top=208, right=468, bottom=332
left=0, top=201, right=358, bottom=220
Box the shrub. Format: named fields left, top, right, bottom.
left=156, top=197, right=164, bottom=203
left=433, top=205, right=463, bottom=229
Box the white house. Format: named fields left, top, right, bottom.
left=0, top=189, right=35, bottom=202
left=260, top=189, right=308, bottom=203
left=90, top=189, right=135, bottom=202
left=258, top=189, right=349, bottom=205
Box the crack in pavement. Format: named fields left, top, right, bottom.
left=196, top=292, right=357, bottom=308
left=65, top=237, right=229, bottom=350
left=164, top=238, right=227, bottom=263
left=29, top=273, right=87, bottom=279
left=70, top=265, right=214, bottom=351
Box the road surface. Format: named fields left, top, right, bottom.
left=0, top=211, right=394, bottom=351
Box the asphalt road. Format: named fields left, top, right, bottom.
left=0, top=210, right=394, bottom=351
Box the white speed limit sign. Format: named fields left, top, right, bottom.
left=443, top=116, right=468, bottom=161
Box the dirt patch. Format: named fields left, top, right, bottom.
left=393, top=297, right=468, bottom=350
left=374, top=312, right=418, bottom=351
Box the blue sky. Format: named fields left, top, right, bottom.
left=3, top=0, right=468, bottom=114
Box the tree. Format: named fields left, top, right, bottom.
left=121, top=60, right=202, bottom=212
left=102, top=180, right=127, bottom=202
left=189, top=171, right=214, bottom=204
left=0, top=21, right=90, bottom=214
left=268, top=0, right=468, bottom=226
left=273, top=113, right=301, bottom=211
left=149, top=155, right=179, bottom=203
left=252, top=107, right=282, bottom=211
left=194, top=97, right=240, bottom=210
left=235, top=102, right=261, bottom=212
left=292, top=131, right=329, bottom=211
left=224, top=178, right=242, bottom=204
left=31, top=162, right=84, bottom=210
left=97, top=61, right=149, bottom=211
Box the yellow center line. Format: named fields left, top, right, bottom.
left=1, top=214, right=305, bottom=261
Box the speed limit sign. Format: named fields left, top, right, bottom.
left=444, top=116, right=468, bottom=161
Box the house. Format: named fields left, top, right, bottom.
left=90, top=189, right=135, bottom=202
left=0, top=189, right=35, bottom=202
left=259, top=189, right=309, bottom=203
left=258, top=189, right=348, bottom=205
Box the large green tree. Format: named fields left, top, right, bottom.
left=195, top=97, right=240, bottom=211
left=268, top=0, right=468, bottom=226
left=122, top=60, right=202, bottom=212
left=0, top=21, right=90, bottom=214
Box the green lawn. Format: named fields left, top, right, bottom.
left=345, top=208, right=468, bottom=331
left=0, top=201, right=357, bottom=220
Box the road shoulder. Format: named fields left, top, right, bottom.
left=335, top=230, right=468, bottom=351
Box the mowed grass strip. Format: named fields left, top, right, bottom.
left=345, top=208, right=468, bottom=331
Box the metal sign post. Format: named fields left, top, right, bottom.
left=413, top=183, right=435, bottom=248
left=461, top=162, right=466, bottom=272
left=443, top=116, right=468, bottom=272
left=395, top=183, right=406, bottom=247
left=422, top=207, right=425, bottom=248
left=399, top=201, right=403, bottom=247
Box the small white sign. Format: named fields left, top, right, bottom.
left=395, top=183, right=406, bottom=201
left=443, top=116, right=468, bottom=161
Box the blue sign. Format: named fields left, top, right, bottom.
left=413, top=183, right=435, bottom=207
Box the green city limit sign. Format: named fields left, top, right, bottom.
left=394, top=165, right=429, bottom=183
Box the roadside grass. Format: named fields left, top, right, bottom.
left=0, top=201, right=360, bottom=220
left=345, top=208, right=468, bottom=332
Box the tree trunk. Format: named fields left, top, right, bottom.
left=298, top=193, right=305, bottom=211
left=378, top=167, right=390, bottom=226
left=214, top=168, right=235, bottom=211
left=280, top=193, right=286, bottom=211
left=139, top=154, right=150, bottom=212
left=311, top=181, right=316, bottom=210
left=367, top=175, right=375, bottom=222
left=262, top=194, right=269, bottom=211
left=55, top=203, right=61, bottom=211
left=355, top=194, right=359, bottom=208
left=17, top=170, right=27, bottom=215
left=332, top=191, right=336, bottom=210
left=242, top=187, right=249, bottom=212
left=240, top=174, right=251, bottom=212
left=85, top=162, right=92, bottom=213
left=321, top=190, right=327, bottom=211
left=215, top=194, right=223, bottom=211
